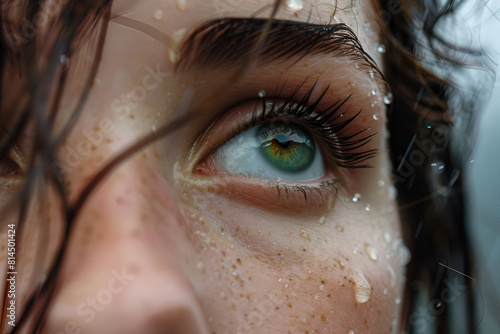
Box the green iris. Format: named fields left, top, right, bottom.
left=257, top=122, right=316, bottom=173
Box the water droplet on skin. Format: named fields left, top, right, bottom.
left=365, top=244, right=378, bottom=261
left=314, top=295, right=320, bottom=300
left=300, top=228, right=310, bottom=240
left=388, top=185, right=397, bottom=200
left=197, top=262, right=205, bottom=272
left=350, top=270, right=371, bottom=303
left=339, top=261, right=345, bottom=268
left=319, top=216, right=326, bottom=225
left=319, top=284, right=325, bottom=291
left=388, top=265, right=397, bottom=288
left=364, top=204, right=371, bottom=212
left=373, top=114, right=379, bottom=120
left=258, top=90, right=266, bottom=98
left=284, top=283, right=289, bottom=288
left=376, top=43, right=386, bottom=53
left=355, top=63, right=359, bottom=69
left=336, top=225, right=344, bottom=232
left=371, top=89, right=376, bottom=96
left=348, top=330, right=355, bottom=334
left=384, top=232, right=392, bottom=243
left=278, top=278, right=282, bottom=282
left=153, top=9, right=163, bottom=21
left=285, top=0, right=304, bottom=12
left=383, top=288, right=388, bottom=295
left=377, top=179, right=385, bottom=187
left=395, top=240, right=411, bottom=266
left=395, top=297, right=401, bottom=304
left=176, top=0, right=188, bottom=11
left=352, top=193, right=361, bottom=202
left=353, top=247, right=358, bottom=254
left=470, top=159, right=475, bottom=164
left=383, top=92, right=393, bottom=105
left=169, top=49, right=179, bottom=64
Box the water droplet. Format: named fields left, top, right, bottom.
left=258, top=90, right=266, bottom=98
left=353, top=247, right=358, bottom=254
left=373, top=114, right=379, bottom=120
left=339, top=261, right=345, bottom=268
left=387, top=265, right=397, bottom=287
left=383, top=92, right=393, bottom=105
left=470, top=159, right=475, bottom=164
left=383, top=288, right=388, bottom=295
left=336, top=225, right=344, bottom=232
left=370, top=71, right=375, bottom=79
left=384, top=232, right=392, bottom=243
left=371, top=89, right=376, bottom=96
left=431, top=161, right=446, bottom=174
left=377, top=179, right=385, bottom=187
left=319, top=284, right=326, bottom=291
left=176, top=0, right=188, bottom=11
left=319, top=216, right=326, bottom=225
left=153, top=9, right=164, bottom=21
left=364, top=204, right=371, bottom=212
left=352, top=193, right=361, bottom=202
left=300, top=228, right=310, bottom=240
left=365, top=244, right=378, bottom=261
left=435, top=301, right=442, bottom=308
left=376, top=43, right=386, bottom=53
left=395, top=240, right=411, bottom=266
left=355, top=63, right=360, bottom=69
left=59, top=54, right=67, bottom=64
left=395, top=297, right=401, bottom=304
left=278, top=277, right=282, bottom=282
left=388, top=185, right=397, bottom=200
left=348, top=330, right=355, bottom=334
left=350, top=270, right=371, bottom=303
left=314, top=295, right=320, bottom=300
left=285, top=0, right=304, bottom=11
left=197, top=262, right=205, bottom=272
left=284, top=283, right=289, bottom=288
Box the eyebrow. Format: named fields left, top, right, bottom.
left=177, top=18, right=382, bottom=77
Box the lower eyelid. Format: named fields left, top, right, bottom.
left=188, top=174, right=340, bottom=214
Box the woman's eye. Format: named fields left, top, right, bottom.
left=209, top=121, right=325, bottom=181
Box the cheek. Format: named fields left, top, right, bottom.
left=179, top=187, right=405, bottom=333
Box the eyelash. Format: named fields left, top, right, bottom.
left=235, top=81, right=377, bottom=170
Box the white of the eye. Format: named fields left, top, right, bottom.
left=213, top=126, right=325, bottom=181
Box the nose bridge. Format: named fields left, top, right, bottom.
left=45, top=160, right=210, bottom=333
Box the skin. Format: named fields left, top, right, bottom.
left=0, top=0, right=410, bottom=333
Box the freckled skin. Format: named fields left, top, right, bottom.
left=0, top=0, right=408, bottom=333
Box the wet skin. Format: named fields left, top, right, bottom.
left=0, top=0, right=409, bottom=333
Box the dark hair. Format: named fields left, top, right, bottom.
left=0, top=0, right=491, bottom=332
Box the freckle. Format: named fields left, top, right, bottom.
left=288, top=302, right=292, bottom=308
left=321, top=315, right=326, bottom=321
left=153, top=9, right=163, bottom=21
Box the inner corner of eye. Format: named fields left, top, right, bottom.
left=193, top=155, right=218, bottom=176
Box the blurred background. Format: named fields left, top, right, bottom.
left=461, top=0, right=500, bottom=332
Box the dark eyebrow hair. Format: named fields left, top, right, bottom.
left=176, top=18, right=383, bottom=78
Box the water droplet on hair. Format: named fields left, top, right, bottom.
left=364, top=204, right=371, bottom=212
left=376, top=43, right=386, bottom=53
left=319, top=216, right=326, bottom=225
left=336, top=225, right=344, bottom=232
left=350, top=270, right=371, bottom=303
left=431, top=161, right=446, bottom=174
left=365, top=244, right=378, bottom=261
left=352, top=193, right=361, bottom=202
left=176, top=0, right=188, bottom=11
left=373, top=114, right=379, bottom=120
left=153, top=9, right=164, bottom=20
left=383, top=92, right=393, bottom=105
left=258, top=90, right=266, bottom=98
left=285, top=0, right=304, bottom=11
